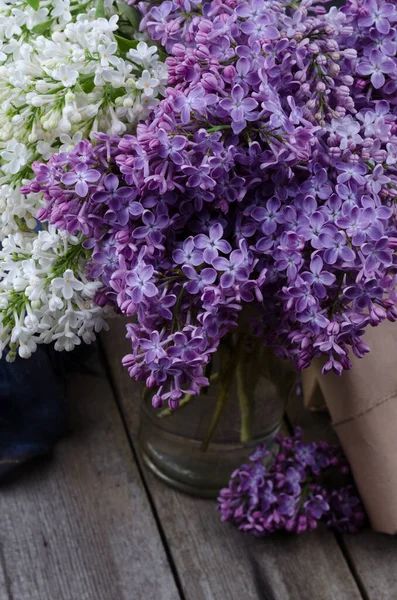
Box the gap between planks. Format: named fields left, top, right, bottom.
left=97, top=340, right=187, bottom=600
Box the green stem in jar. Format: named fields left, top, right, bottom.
left=236, top=336, right=253, bottom=443
left=200, top=335, right=243, bottom=451
left=200, top=386, right=229, bottom=452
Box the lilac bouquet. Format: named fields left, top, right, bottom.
left=1, top=0, right=396, bottom=414
left=218, top=428, right=366, bottom=535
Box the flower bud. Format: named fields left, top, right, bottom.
left=168, top=398, right=180, bottom=410
left=325, top=39, right=338, bottom=52
left=6, top=350, right=16, bottom=363
left=294, top=70, right=306, bottom=83
left=70, top=112, right=82, bottom=123
left=11, top=114, right=23, bottom=125
left=28, top=181, right=41, bottom=193
left=355, top=78, right=367, bottom=90
left=329, top=147, right=341, bottom=158
left=327, top=321, right=340, bottom=336
left=362, top=137, right=374, bottom=148
left=35, top=81, right=49, bottom=93
left=341, top=26, right=354, bottom=36
left=349, top=153, right=360, bottom=164
left=308, top=43, right=320, bottom=53
left=152, top=394, right=162, bottom=408
left=59, top=118, right=72, bottom=133
left=123, top=96, right=134, bottom=108
left=372, top=149, right=387, bottom=163
left=223, top=65, right=236, bottom=83
left=31, top=95, right=45, bottom=107
left=339, top=75, right=354, bottom=86
left=300, top=83, right=310, bottom=94
left=196, top=44, right=210, bottom=60
left=343, top=48, right=357, bottom=61
left=83, top=104, right=99, bottom=118
left=329, top=62, right=340, bottom=76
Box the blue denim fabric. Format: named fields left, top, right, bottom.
left=0, top=346, right=66, bottom=476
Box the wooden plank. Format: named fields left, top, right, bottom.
left=288, top=389, right=397, bottom=600
left=101, top=319, right=365, bottom=600
left=0, top=350, right=180, bottom=600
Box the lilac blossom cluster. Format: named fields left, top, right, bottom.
left=218, top=428, right=366, bottom=535
left=25, top=0, right=397, bottom=406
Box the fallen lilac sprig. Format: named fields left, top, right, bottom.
left=218, top=428, right=366, bottom=536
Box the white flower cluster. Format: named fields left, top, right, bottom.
left=0, top=226, right=112, bottom=360
left=0, top=4, right=167, bottom=233
left=0, top=0, right=118, bottom=37
left=0, top=2, right=168, bottom=359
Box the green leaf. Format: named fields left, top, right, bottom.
left=95, top=0, right=105, bottom=18
left=27, top=0, right=40, bottom=9
left=114, top=34, right=138, bottom=54
left=79, top=77, right=96, bottom=94
left=118, top=3, right=141, bottom=30
left=32, top=18, right=54, bottom=34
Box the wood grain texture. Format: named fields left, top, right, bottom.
left=101, top=319, right=364, bottom=600
left=288, top=390, right=397, bottom=600
left=0, top=351, right=179, bottom=600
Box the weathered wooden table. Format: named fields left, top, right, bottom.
left=1, top=318, right=396, bottom=600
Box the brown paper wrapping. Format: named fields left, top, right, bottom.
left=302, top=319, right=397, bottom=535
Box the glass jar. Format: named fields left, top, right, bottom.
left=138, top=333, right=296, bottom=498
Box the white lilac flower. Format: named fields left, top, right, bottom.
left=135, top=69, right=160, bottom=97
left=51, top=0, right=72, bottom=23
left=128, top=41, right=158, bottom=68
left=59, top=131, right=83, bottom=152
left=0, top=140, right=29, bottom=175
left=52, top=64, right=79, bottom=87
left=51, top=269, right=84, bottom=300
left=0, top=227, right=111, bottom=359
left=98, top=42, right=120, bottom=67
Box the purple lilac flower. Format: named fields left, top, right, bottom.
left=356, top=49, right=396, bottom=89
left=26, top=0, right=397, bottom=408
left=61, top=163, right=100, bottom=197
left=157, top=130, right=187, bottom=165
left=301, top=256, right=336, bottom=299
left=126, top=264, right=158, bottom=303
left=320, top=232, right=356, bottom=265
left=358, top=1, right=396, bottom=35
left=361, top=237, right=392, bottom=272
left=212, top=247, right=250, bottom=288
left=218, top=429, right=366, bottom=537
left=182, top=265, right=217, bottom=294
left=174, top=86, right=209, bottom=124
left=173, top=237, right=203, bottom=266
left=194, top=224, right=232, bottom=263
left=219, top=85, right=258, bottom=134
